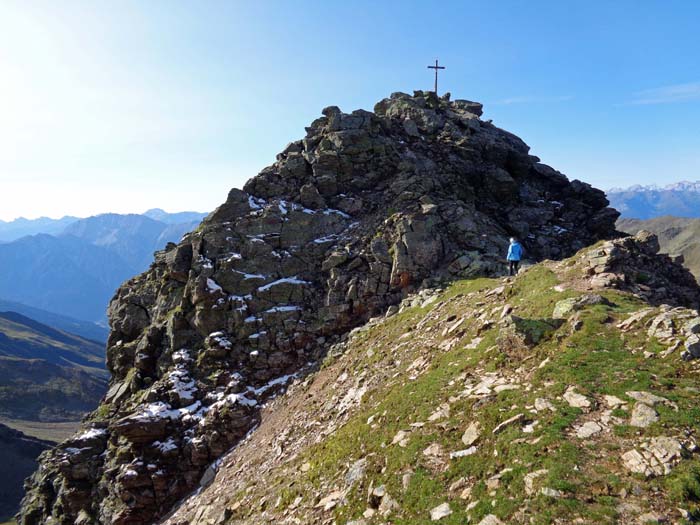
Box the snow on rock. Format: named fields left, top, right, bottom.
left=133, top=401, right=202, bottom=422
left=258, top=277, right=310, bottom=291
left=323, top=208, right=351, bottom=219
left=172, top=349, right=193, bottom=364
left=313, top=235, right=338, bottom=244
left=210, top=333, right=232, bottom=349
left=153, top=438, right=179, bottom=453
left=196, top=255, right=214, bottom=269
left=75, top=428, right=107, bottom=441
left=248, top=195, right=264, bottom=210
left=264, top=305, right=301, bottom=313
left=248, top=374, right=296, bottom=397
left=167, top=369, right=197, bottom=401
left=206, top=278, right=223, bottom=293
left=233, top=270, right=267, bottom=280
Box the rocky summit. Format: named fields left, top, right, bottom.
left=19, top=91, right=621, bottom=525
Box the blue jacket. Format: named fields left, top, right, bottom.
left=507, top=242, right=523, bottom=261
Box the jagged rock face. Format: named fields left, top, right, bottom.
left=18, top=91, right=619, bottom=525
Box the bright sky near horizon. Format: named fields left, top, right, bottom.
left=1, top=1, right=699, bottom=221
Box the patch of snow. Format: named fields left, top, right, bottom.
left=323, top=208, right=351, bottom=219
left=228, top=294, right=252, bottom=301
left=248, top=195, right=263, bottom=210
left=207, top=278, right=223, bottom=293
left=245, top=316, right=261, bottom=323
left=210, top=334, right=232, bottom=349
left=75, top=428, right=107, bottom=441
left=258, top=276, right=309, bottom=291
left=133, top=400, right=202, bottom=422
left=233, top=270, right=267, bottom=280
left=248, top=373, right=296, bottom=396
left=172, top=349, right=193, bottom=363
left=196, top=255, right=214, bottom=269
left=265, top=305, right=301, bottom=313
left=64, top=447, right=90, bottom=455
left=153, top=438, right=178, bottom=453
left=167, top=369, right=197, bottom=401
left=248, top=331, right=267, bottom=339
left=313, top=235, right=338, bottom=244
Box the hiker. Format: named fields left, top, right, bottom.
left=507, top=237, right=523, bottom=276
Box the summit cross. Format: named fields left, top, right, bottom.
left=427, top=59, right=445, bottom=94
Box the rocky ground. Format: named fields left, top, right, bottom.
left=19, top=91, right=620, bottom=525
left=160, top=233, right=700, bottom=525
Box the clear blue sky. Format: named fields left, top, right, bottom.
left=1, top=0, right=699, bottom=220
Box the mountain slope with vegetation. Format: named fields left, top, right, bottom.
left=0, top=299, right=107, bottom=342
left=0, top=311, right=107, bottom=421
left=618, top=216, right=700, bottom=281
left=165, top=232, right=700, bottom=525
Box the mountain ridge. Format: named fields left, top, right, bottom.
left=162, top=233, right=700, bottom=525
left=607, top=182, right=700, bottom=219
left=0, top=212, right=207, bottom=323
left=19, top=90, right=623, bottom=525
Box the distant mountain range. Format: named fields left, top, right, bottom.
left=0, top=216, right=79, bottom=243
left=0, top=209, right=207, bottom=324
left=618, top=216, right=700, bottom=281
left=0, top=208, right=206, bottom=242
left=607, top=181, right=700, bottom=219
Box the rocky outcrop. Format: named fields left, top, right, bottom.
left=18, top=91, right=619, bottom=525
left=580, top=230, right=700, bottom=307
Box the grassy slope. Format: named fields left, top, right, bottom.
left=0, top=311, right=107, bottom=421
left=0, top=418, right=80, bottom=442
left=618, top=216, right=700, bottom=281
left=166, top=261, right=700, bottom=525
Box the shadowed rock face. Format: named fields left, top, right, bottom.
left=0, top=424, right=53, bottom=522
left=18, top=91, right=620, bottom=525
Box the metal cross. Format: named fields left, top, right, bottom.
left=427, top=59, right=445, bottom=94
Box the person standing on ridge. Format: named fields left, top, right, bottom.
left=507, top=237, right=523, bottom=276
